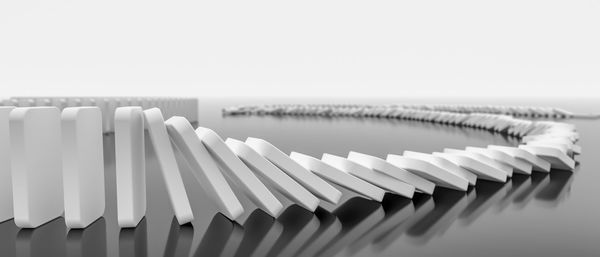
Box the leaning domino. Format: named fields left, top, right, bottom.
left=0, top=107, right=14, bottom=222
left=386, top=154, right=469, bottom=191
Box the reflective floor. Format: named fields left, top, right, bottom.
left=1, top=98, right=598, bottom=257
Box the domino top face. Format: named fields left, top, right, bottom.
left=195, top=128, right=283, bottom=217
left=0, top=107, right=15, bottom=222
left=465, top=147, right=532, bottom=174
left=61, top=107, right=106, bottom=229
left=347, top=151, right=436, bottom=195
left=10, top=107, right=64, bottom=228
left=115, top=107, right=146, bottom=227
left=290, top=152, right=383, bottom=202
left=386, top=154, right=469, bottom=191
left=487, top=145, right=551, bottom=172
left=244, top=137, right=342, bottom=204
left=518, top=145, right=575, bottom=171
left=143, top=108, right=194, bottom=224
left=225, top=138, right=320, bottom=212
left=165, top=117, right=244, bottom=220
left=432, top=152, right=507, bottom=182
left=444, top=148, right=514, bottom=177
left=321, top=153, right=415, bottom=198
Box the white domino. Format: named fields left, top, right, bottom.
left=115, top=107, right=147, bottom=227
left=0, top=107, right=14, bottom=222
left=244, top=137, right=342, bottom=204
left=62, top=107, right=106, bottom=229
left=487, top=145, right=551, bottom=172
left=386, top=154, right=469, bottom=191
left=465, top=147, right=532, bottom=174
left=225, top=138, right=319, bottom=212
left=347, top=151, right=436, bottom=195
left=518, top=145, right=575, bottom=171
left=402, top=151, right=477, bottom=186
left=290, top=152, right=386, bottom=202
left=143, top=108, right=194, bottom=224
left=165, top=117, right=244, bottom=220
left=195, top=128, right=283, bottom=217
left=431, top=152, right=507, bottom=182
left=321, top=153, right=415, bottom=198
left=10, top=107, right=64, bottom=228
left=444, top=148, right=514, bottom=177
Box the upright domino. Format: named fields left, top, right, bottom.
left=0, top=107, right=14, bottom=222
left=290, top=152, right=386, bottom=202
left=62, top=107, right=106, bottom=228
left=143, top=108, right=194, bottom=224
left=115, top=107, right=147, bottom=227
left=195, top=128, right=283, bottom=217
left=10, top=107, right=64, bottom=228
left=165, top=117, right=244, bottom=220
left=225, top=138, right=320, bottom=212
left=321, top=153, right=415, bottom=199
left=244, top=137, right=342, bottom=204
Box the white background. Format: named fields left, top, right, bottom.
left=1, top=0, right=599, bottom=98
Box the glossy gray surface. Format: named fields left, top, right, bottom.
left=0, top=98, right=598, bottom=257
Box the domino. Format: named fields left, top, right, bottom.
left=321, top=153, right=415, bottom=199
left=431, top=152, right=507, bottom=182
left=195, top=128, right=283, bottom=217
left=465, top=147, right=532, bottom=174
left=402, top=151, right=477, bottom=186
left=62, top=107, right=106, bottom=229
left=165, top=117, right=244, bottom=220
left=115, top=107, right=146, bottom=228
left=347, top=152, right=435, bottom=195
left=487, top=145, right=551, bottom=172
left=0, top=107, right=14, bottom=222
left=10, top=107, right=64, bottom=228
left=225, top=138, right=319, bottom=212
left=290, top=152, right=386, bottom=202
left=143, top=108, right=194, bottom=224
left=518, top=145, right=575, bottom=171
left=386, top=154, right=469, bottom=191
left=244, top=137, right=342, bottom=204
left=444, top=148, right=514, bottom=177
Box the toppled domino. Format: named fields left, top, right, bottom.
left=290, top=152, right=385, bottom=202
left=487, top=145, right=551, bottom=172
left=403, top=151, right=477, bottom=186
left=143, top=108, right=194, bottom=224
left=347, top=151, right=435, bottom=195
left=386, top=154, right=469, bottom=191
left=62, top=107, right=106, bottom=228
left=431, top=152, right=507, bottom=182
left=444, top=148, right=514, bottom=177
left=196, top=129, right=283, bottom=217
left=245, top=137, right=342, bottom=204
left=519, top=145, right=575, bottom=171
left=465, top=147, right=532, bottom=174
left=165, top=117, right=244, bottom=220
left=225, top=138, right=319, bottom=212
left=321, top=153, right=415, bottom=199
left=10, top=107, right=64, bottom=228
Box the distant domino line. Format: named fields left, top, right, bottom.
left=0, top=98, right=581, bottom=231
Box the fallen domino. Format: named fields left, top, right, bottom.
left=62, top=107, right=106, bottom=229
left=386, top=154, right=469, bottom=191
left=347, top=151, right=436, bottom=195
left=431, top=152, right=507, bottom=182
left=10, top=107, right=64, bottom=228
left=290, top=152, right=386, bottom=202
left=465, top=147, right=532, bottom=175
left=165, top=117, right=244, bottom=220
left=115, top=107, right=147, bottom=228
left=196, top=128, right=284, bottom=217
left=444, top=148, right=514, bottom=178
left=402, top=151, right=477, bottom=186
left=225, top=138, right=320, bottom=212
left=487, top=145, right=551, bottom=172
left=518, top=145, right=575, bottom=171
left=144, top=108, right=194, bottom=224
left=245, top=137, right=342, bottom=204
left=321, top=153, right=415, bottom=199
